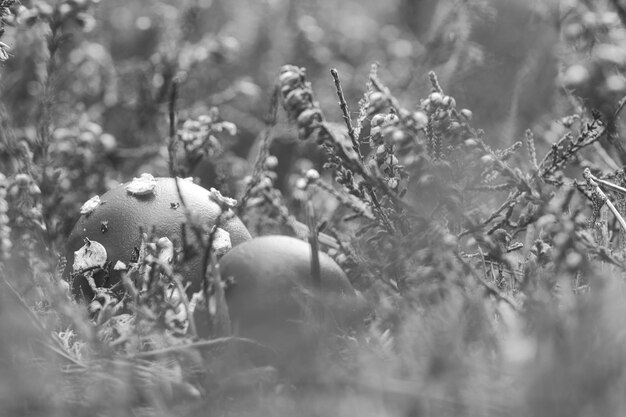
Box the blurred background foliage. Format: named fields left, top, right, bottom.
left=5, top=0, right=626, bottom=416
left=1, top=0, right=570, bottom=241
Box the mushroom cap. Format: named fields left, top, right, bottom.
left=65, top=177, right=251, bottom=299
left=219, top=235, right=366, bottom=352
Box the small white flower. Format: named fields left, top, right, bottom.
left=79, top=195, right=101, bottom=215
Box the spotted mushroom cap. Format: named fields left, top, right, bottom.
left=65, top=176, right=251, bottom=299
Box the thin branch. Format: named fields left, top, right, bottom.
left=131, top=336, right=274, bottom=359
left=237, top=84, right=280, bottom=216
left=457, top=251, right=521, bottom=312
left=307, top=201, right=322, bottom=293
left=170, top=273, right=197, bottom=338
left=583, top=168, right=626, bottom=234
left=330, top=68, right=364, bottom=163
left=168, top=79, right=179, bottom=177
left=589, top=173, right=626, bottom=196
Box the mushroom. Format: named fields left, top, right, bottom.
left=218, top=235, right=368, bottom=354
left=65, top=175, right=251, bottom=301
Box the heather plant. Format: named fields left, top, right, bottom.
left=5, top=1, right=626, bottom=416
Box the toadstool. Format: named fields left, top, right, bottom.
left=65, top=174, right=251, bottom=301
left=218, top=235, right=368, bottom=354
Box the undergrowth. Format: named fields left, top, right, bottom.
left=4, top=1, right=626, bottom=416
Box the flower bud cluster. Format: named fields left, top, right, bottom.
left=8, top=0, right=97, bottom=30
left=52, top=119, right=116, bottom=157
left=368, top=112, right=406, bottom=192
left=421, top=91, right=457, bottom=124
left=0, top=172, right=11, bottom=259
left=5, top=172, right=46, bottom=240
left=242, top=155, right=295, bottom=232
left=560, top=7, right=626, bottom=106
left=367, top=91, right=390, bottom=115
left=563, top=10, right=619, bottom=45
left=178, top=108, right=237, bottom=160
left=420, top=87, right=474, bottom=157
left=278, top=65, right=324, bottom=140
left=49, top=117, right=116, bottom=194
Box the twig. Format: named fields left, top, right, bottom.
left=307, top=201, right=322, bottom=293
left=457, top=252, right=521, bottom=312
left=291, top=219, right=340, bottom=249
left=525, top=129, right=538, bottom=171
left=330, top=68, right=364, bottom=163
left=540, top=99, right=626, bottom=178
left=588, top=173, right=626, bottom=196
left=168, top=79, right=179, bottom=177
left=238, top=85, right=280, bottom=216
left=131, top=336, right=273, bottom=359
left=583, top=168, right=626, bottom=234
left=458, top=191, right=522, bottom=238
left=170, top=273, right=197, bottom=338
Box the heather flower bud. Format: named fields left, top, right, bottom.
left=565, top=251, right=583, bottom=270
left=562, top=65, right=589, bottom=87
left=285, top=89, right=313, bottom=115
left=448, top=121, right=461, bottom=132
left=35, top=2, right=53, bottom=17
left=368, top=92, right=388, bottom=113
left=264, top=155, right=279, bottom=170
left=384, top=113, right=399, bottom=125
left=371, top=114, right=385, bottom=127
left=391, top=130, right=407, bottom=144
left=480, top=154, right=495, bottom=164
left=428, top=92, right=443, bottom=105
left=280, top=65, right=302, bottom=76
left=296, top=108, right=323, bottom=128
left=460, top=109, right=473, bottom=121
left=305, top=169, right=320, bottom=181
left=279, top=70, right=302, bottom=89
left=295, top=178, right=308, bottom=189
left=15, top=173, right=31, bottom=186
left=412, top=111, right=428, bottom=129
left=57, top=3, right=72, bottom=17
left=258, top=177, right=273, bottom=189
